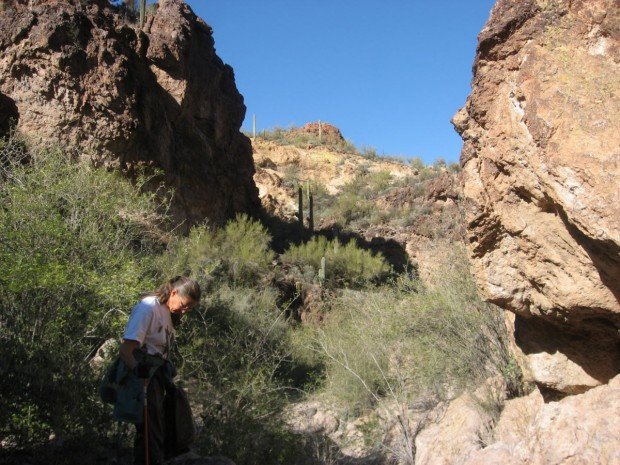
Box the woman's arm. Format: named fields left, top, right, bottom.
left=119, top=339, right=140, bottom=369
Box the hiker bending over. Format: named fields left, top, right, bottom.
left=119, top=276, right=201, bottom=465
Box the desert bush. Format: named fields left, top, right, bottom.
left=328, top=191, right=374, bottom=226
left=433, top=158, right=447, bottom=169
left=163, top=213, right=274, bottom=287
left=281, top=236, right=389, bottom=287
left=361, top=146, right=379, bottom=159
left=409, top=157, right=425, bottom=171
left=339, top=171, right=392, bottom=200
left=0, top=141, right=162, bottom=446
left=174, top=284, right=310, bottom=464
left=308, top=247, right=515, bottom=412
left=325, top=170, right=396, bottom=227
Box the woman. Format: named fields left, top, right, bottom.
left=119, top=276, right=201, bottom=465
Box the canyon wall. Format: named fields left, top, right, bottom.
left=453, top=0, right=619, bottom=395
left=0, top=0, right=259, bottom=225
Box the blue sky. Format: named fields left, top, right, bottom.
left=186, top=1, right=496, bottom=164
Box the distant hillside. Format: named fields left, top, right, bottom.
left=251, top=124, right=465, bottom=284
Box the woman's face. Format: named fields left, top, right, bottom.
left=167, top=288, right=196, bottom=315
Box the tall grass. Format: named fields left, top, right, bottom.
left=301, top=247, right=514, bottom=412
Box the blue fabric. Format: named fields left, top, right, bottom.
left=112, top=359, right=163, bottom=423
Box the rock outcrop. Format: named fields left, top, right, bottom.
left=415, top=374, right=620, bottom=465
left=295, top=121, right=345, bottom=144
left=0, top=0, right=259, bottom=225
left=453, top=0, right=620, bottom=394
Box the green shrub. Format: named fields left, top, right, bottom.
left=308, top=247, right=515, bottom=412
left=361, top=146, right=378, bottom=159
left=174, top=285, right=309, bottom=464
left=0, top=141, right=161, bottom=446
left=328, top=191, right=374, bottom=226
left=164, top=213, right=274, bottom=287
left=409, top=157, right=425, bottom=171
left=281, top=236, right=389, bottom=287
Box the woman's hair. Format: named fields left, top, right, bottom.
left=145, top=276, right=201, bottom=305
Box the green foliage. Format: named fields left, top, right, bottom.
left=328, top=191, right=374, bottom=226
left=0, top=134, right=507, bottom=465
left=282, top=236, right=389, bottom=287
left=164, top=213, right=274, bottom=287
left=326, top=170, right=394, bottom=227
left=0, top=141, right=162, bottom=445
left=306, top=247, right=516, bottom=412
left=360, top=146, right=379, bottom=159
left=174, top=285, right=311, bottom=464
left=408, top=157, right=425, bottom=171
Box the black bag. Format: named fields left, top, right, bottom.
left=164, top=384, right=196, bottom=456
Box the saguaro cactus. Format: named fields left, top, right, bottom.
left=297, top=186, right=304, bottom=228
left=139, top=0, right=146, bottom=27
left=309, top=192, right=314, bottom=234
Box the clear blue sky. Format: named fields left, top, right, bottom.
left=186, top=1, right=496, bottom=164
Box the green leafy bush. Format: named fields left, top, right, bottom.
left=306, top=247, right=515, bottom=412
left=281, top=236, right=389, bottom=287
left=0, top=141, right=161, bottom=446
left=328, top=191, right=374, bottom=226
left=164, top=213, right=274, bottom=287
left=174, top=285, right=309, bottom=464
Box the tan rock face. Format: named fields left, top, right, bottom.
left=464, top=375, right=620, bottom=465
left=415, top=375, right=620, bottom=465
left=0, top=0, right=259, bottom=226
left=453, top=0, right=620, bottom=393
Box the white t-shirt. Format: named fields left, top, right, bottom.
left=123, top=296, right=175, bottom=358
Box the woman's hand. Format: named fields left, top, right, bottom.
left=119, top=339, right=140, bottom=369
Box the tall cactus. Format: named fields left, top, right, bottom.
left=297, top=186, right=304, bottom=229
left=139, top=0, right=146, bottom=27
left=309, top=192, right=314, bottom=234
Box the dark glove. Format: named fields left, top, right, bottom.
left=133, top=361, right=152, bottom=378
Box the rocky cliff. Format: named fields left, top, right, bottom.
left=0, top=0, right=259, bottom=225
left=453, top=0, right=619, bottom=395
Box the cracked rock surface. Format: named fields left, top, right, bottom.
left=453, top=0, right=620, bottom=394
left=0, top=0, right=259, bottom=226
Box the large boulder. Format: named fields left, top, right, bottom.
left=453, top=0, right=620, bottom=394
left=414, top=375, right=620, bottom=465
left=0, top=0, right=259, bottom=226
left=463, top=374, right=620, bottom=465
